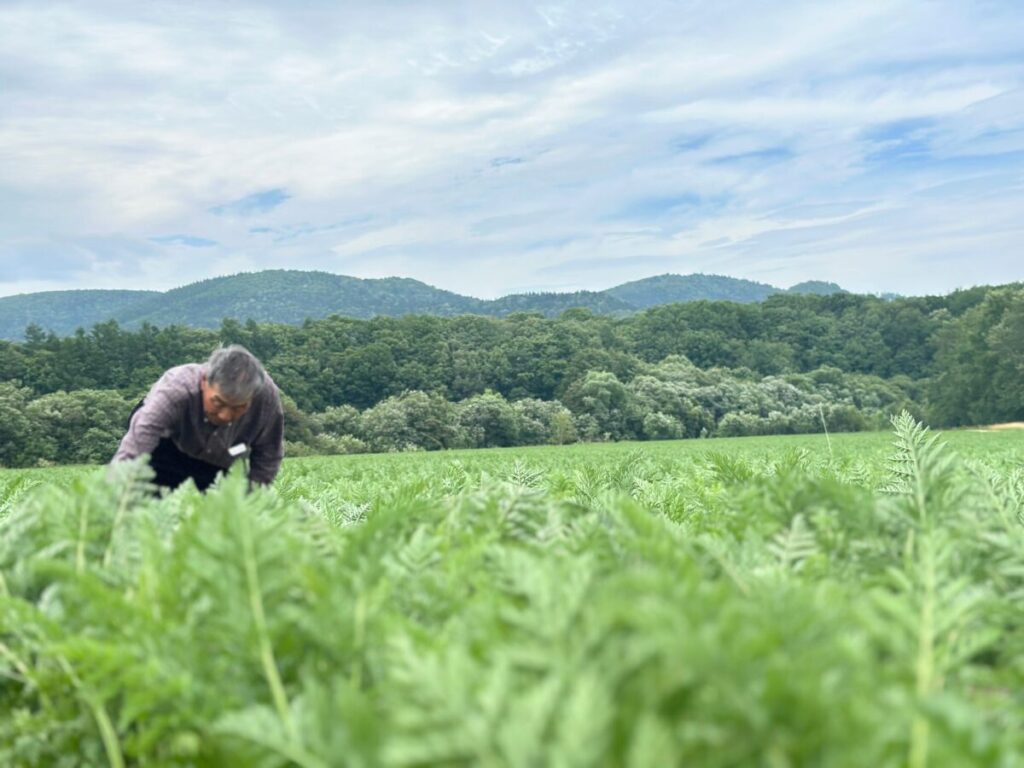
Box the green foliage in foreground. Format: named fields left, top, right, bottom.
left=1, top=424, right=1024, bottom=766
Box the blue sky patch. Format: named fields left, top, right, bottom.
left=672, top=134, right=713, bottom=153
left=150, top=235, right=218, bottom=248
left=863, top=118, right=937, bottom=143
left=861, top=118, right=938, bottom=166
left=707, top=147, right=794, bottom=166
left=526, top=235, right=579, bottom=251
left=209, top=188, right=291, bottom=217
left=613, top=193, right=703, bottom=220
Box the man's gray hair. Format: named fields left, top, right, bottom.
left=206, top=345, right=267, bottom=402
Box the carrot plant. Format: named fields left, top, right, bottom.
left=1, top=420, right=1023, bottom=766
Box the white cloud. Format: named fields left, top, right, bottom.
left=0, top=0, right=1022, bottom=298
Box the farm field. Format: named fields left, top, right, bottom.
left=1, top=422, right=1023, bottom=766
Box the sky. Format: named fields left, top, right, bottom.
left=1, top=0, right=1023, bottom=299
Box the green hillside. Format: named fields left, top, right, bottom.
left=0, top=289, right=159, bottom=340
left=110, top=270, right=482, bottom=328
left=603, top=273, right=781, bottom=307
left=486, top=290, right=634, bottom=317
left=0, top=270, right=847, bottom=339
left=787, top=280, right=846, bottom=295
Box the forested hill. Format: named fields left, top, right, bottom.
left=0, top=290, right=160, bottom=340
left=604, top=275, right=847, bottom=308
left=109, top=272, right=479, bottom=329
left=0, top=269, right=843, bottom=340
left=788, top=280, right=846, bottom=295
left=607, top=273, right=769, bottom=306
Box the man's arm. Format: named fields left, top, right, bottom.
left=112, top=382, right=184, bottom=462
left=248, top=401, right=284, bottom=486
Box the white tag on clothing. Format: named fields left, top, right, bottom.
left=228, top=443, right=248, bottom=458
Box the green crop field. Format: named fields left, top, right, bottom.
left=2, top=421, right=1023, bottom=766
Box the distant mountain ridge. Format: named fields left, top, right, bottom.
left=0, top=290, right=161, bottom=341
left=0, top=270, right=846, bottom=340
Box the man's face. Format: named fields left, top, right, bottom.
left=201, top=375, right=252, bottom=426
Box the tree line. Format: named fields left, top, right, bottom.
left=0, top=359, right=916, bottom=467
left=0, top=285, right=1020, bottom=467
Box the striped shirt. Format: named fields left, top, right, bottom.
left=112, top=363, right=284, bottom=485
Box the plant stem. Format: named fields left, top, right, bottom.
left=102, top=484, right=133, bottom=569
left=238, top=509, right=297, bottom=743
left=76, top=501, right=89, bottom=574
left=57, top=657, right=124, bottom=768
left=353, top=591, right=367, bottom=688
left=909, top=534, right=936, bottom=768
left=818, top=403, right=833, bottom=460
left=0, top=640, right=52, bottom=708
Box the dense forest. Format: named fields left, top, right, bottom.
left=0, top=284, right=1021, bottom=467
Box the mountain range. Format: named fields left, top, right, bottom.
left=0, top=270, right=845, bottom=341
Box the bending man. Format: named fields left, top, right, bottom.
left=112, top=345, right=284, bottom=491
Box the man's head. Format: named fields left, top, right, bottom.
left=201, top=345, right=266, bottom=426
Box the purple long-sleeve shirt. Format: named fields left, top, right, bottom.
left=112, top=363, right=284, bottom=485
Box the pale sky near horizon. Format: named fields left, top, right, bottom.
left=1, top=1, right=1023, bottom=299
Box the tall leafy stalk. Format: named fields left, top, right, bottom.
left=236, top=499, right=297, bottom=743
